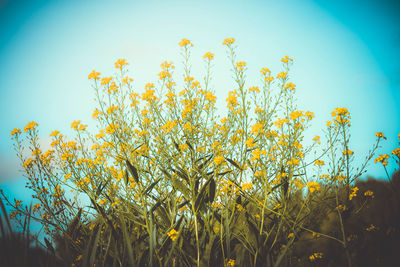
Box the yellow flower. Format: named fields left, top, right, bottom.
left=284, top=82, right=296, bottom=90
left=289, top=110, right=303, bottom=120
left=191, top=80, right=200, bottom=89
left=203, top=52, right=214, bottom=60
left=10, top=128, right=21, bottom=136
left=331, top=107, right=351, bottom=125
left=158, top=70, right=171, bottom=80
left=226, top=90, right=238, bottom=111
left=392, top=148, right=400, bottom=158
left=214, top=156, right=225, bottom=165
left=342, top=149, right=354, bottom=156
left=101, top=77, right=112, bottom=85
left=31, top=148, right=41, bottom=157
left=95, top=129, right=105, bottom=139
left=205, top=91, right=216, bottom=103
left=307, top=181, right=320, bottom=193
left=142, top=86, right=156, bottom=102
left=264, top=76, right=274, bottom=82
left=281, top=55, right=293, bottom=63
left=179, top=143, right=188, bottom=150
left=375, top=132, right=386, bottom=140
left=248, top=86, right=260, bottom=93
left=309, top=252, right=323, bottom=261
left=222, top=37, right=235, bottom=46
left=364, top=190, right=374, bottom=198
left=293, top=178, right=305, bottom=190
left=106, top=124, right=118, bottom=134
left=241, top=183, right=253, bottom=191
left=160, top=61, right=174, bottom=70
left=179, top=38, right=193, bottom=47
left=114, top=58, right=128, bottom=70
left=79, top=124, right=87, bottom=131
left=88, top=70, right=100, bottom=80
left=251, top=122, right=263, bottom=135
left=107, top=105, right=119, bottom=114
left=274, top=118, right=288, bottom=129
left=167, top=229, right=179, bottom=241
left=374, top=154, right=389, bottom=166
left=260, top=67, right=271, bottom=75
left=276, top=72, right=287, bottom=79
left=92, top=108, right=103, bottom=119
left=71, top=120, right=81, bottom=131
left=245, top=137, right=256, bottom=148
left=251, top=149, right=266, bottom=161
left=33, top=203, right=41, bottom=213
left=23, top=158, right=34, bottom=168
left=24, top=121, right=38, bottom=132
left=184, top=76, right=194, bottom=83
left=122, top=76, right=133, bottom=84
left=108, top=82, right=118, bottom=94
left=49, top=130, right=59, bottom=137
left=287, top=233, right=294, bottom=239
left=365, top=224, right=376, bottom=232
left=161, top=120, right=177, bottom=133
left=236, top=61, right=246, bottom=71
left=305, top=111, right=315, bottom=120
left=331, top=107, right=349, bottom=117
left=349, top=187, right=359, bottom=200
left=183, top=122, right=193, bottom=132
left=314, top=160, right=325, bottom=166
left=236, top=204, right=244, bottom=211
left=226, top=259, right=235, bottom=267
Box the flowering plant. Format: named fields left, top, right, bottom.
left=4, top=38, right=399, bottom=267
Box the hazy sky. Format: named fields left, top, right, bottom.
left=1, top=0, right=399, bottom=202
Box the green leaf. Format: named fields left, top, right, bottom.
left=197, top=155, right=213, bottom=170
left=194, top=177, right=214, bottom=212
left=217, top=170, right=232, bottom=176
left=155, top=205, right=171, bottom=226
left=150, top=197, right=165, bottom=214
left=162, top=168, right=190, bottom=199
left=208, top=178, right=216, bottom=204
left=0, top=198, right=11, bottom=235
left=143, top=178, right=162, bottom=196
left=126, top=159, right=139, bottom=183
left=124, top=170, right=129, bottom=187
left=66, top=208, right=82, bottom=235
left=225, top=157, right=242, bottom=170
left=173, top=140, right=181, bottom=152
left=82, top=224, right=100, bottom=267
left=120, top=217, right=135, bottom=267
left=174, top=166, right=189, bottom=182
left=186, top=141, right=194, bottom=151
left=172, top=177, right=191, bottom=199
left=44, top=237, right=55, bottom=255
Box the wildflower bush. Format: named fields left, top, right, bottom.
left=3, top=38, right=400, bottom=267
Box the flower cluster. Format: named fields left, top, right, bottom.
left=307, top=181, right=320, bottom=193
left=222, top=37, right=235, bottom=46
left=309, top=252, right=323, bottom=261
left=374, top=154, right=389, bottom=166
left=331, top=107, right=351, bottom=126
left=167, top=229, right=179, bottom=241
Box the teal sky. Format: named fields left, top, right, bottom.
left=1, top=0, right=399, bottom=203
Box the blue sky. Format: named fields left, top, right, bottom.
left=1, top=0, right=399, bottom=203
